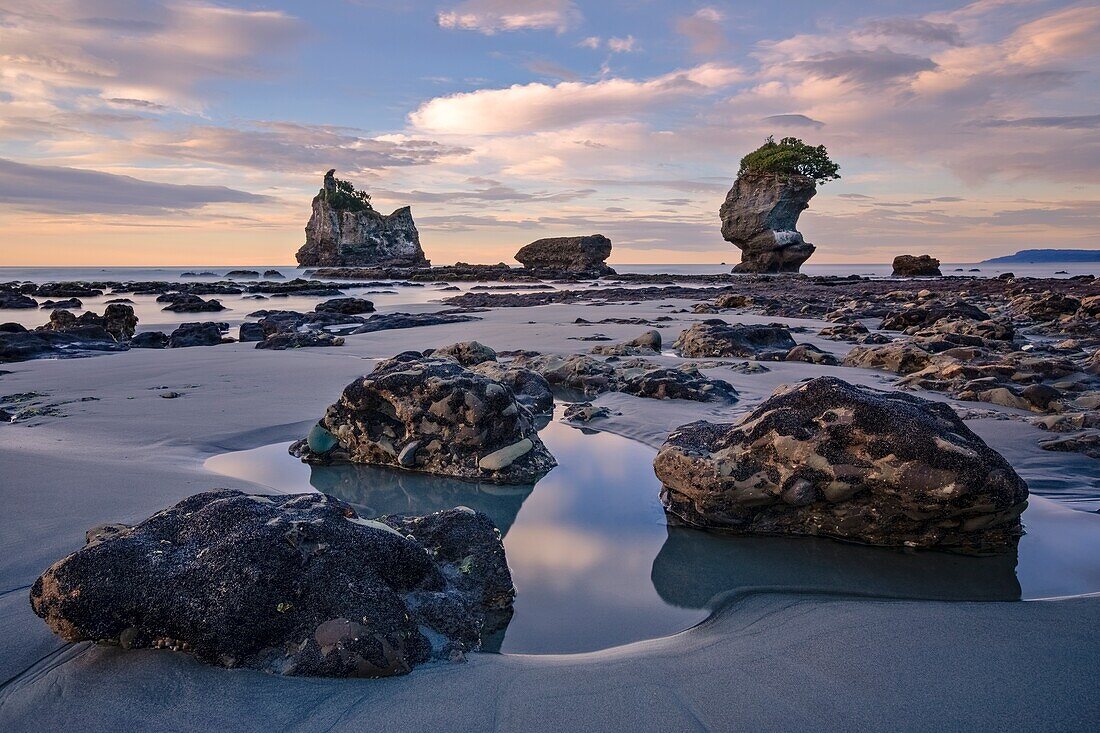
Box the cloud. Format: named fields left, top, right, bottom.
left=525, top=59, right=580, bottom=81
left=675, top=7, right=726, bottom=56
left=0, top=0, right=304, bottom=111
left=793, top=48, right=937, bottom=85
left=762, top=113, right=825, bottom=129
left=578, top=36, right=601, bottom=50
left=373, top=178, right=595, bottom=205
left=436, top=0, right=580, bottom=35
left=0, top=158, right=268, bottom=214
left=976, top=114, right=1100, bottom=129
left=132, top=122, right=470, bottom=173
left=409, top=63, right=744, bottom=134
left=608, top=36, right=637, bottom=53
left=861, top=18, right=964, bottom=46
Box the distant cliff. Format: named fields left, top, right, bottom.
left=295, top=170, right=429, bottom=268
left=983, top=249, right=1100, bottom=264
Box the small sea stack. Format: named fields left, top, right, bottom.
left=514, top=234, right=614, bottom=276
left=892, top=254, right=942, bottom=277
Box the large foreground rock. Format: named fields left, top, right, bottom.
left=30, top=490, right=513, bottom=677
left=295, top=170, right=429, bottom=268
left=653, top=377, right=1028, bottom=551
left=719, top=171, right=817, bottom=273
left=293, top=353, right=556, bottom=483
left=514, top=235, right=614, bottom=275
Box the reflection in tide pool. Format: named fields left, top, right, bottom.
left=205, top=412, right=1100, bottom=654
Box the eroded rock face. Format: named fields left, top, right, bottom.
left=293, top=353, right=556, bottom=483
left=892, top=255, right=942, bottom=277
left=719, top=172, right=817, bottom=273
left=674, top=320, right=796, bottom=359
left=30, top=490, right=513, bottom=677
left=653, top=377, right=1029, bottom=551
left=431, top=341, right=497, bottom=367
left=512, top=353, right=619, bottom=395
left=514, top=235, right=614, bottom=275
left=295, top=171, right=429, bottom=268
left=315, top=297, right=375, bottom=315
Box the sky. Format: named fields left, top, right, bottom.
left=0, top=0, right=1098, bottom=266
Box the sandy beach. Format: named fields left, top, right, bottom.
left=3, top=284, right=1099, bottom=731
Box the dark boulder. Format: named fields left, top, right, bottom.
left=431, top=341, right=498, bottom=366
left=256, top=331, right=345, bottom=350
left=39, top=298, right=82, bottom=310
left=892, top=254, right=942, bottom=277
left=160, top=294, right=227, bottom=313
left=471, top=361, right=554, bottom=413
left=130, top=331, right=169, bottom=349
left=514, top=234, right=614, bottom=275
left=315, top=297, right=375, bottom=315
left=168, top=322, right=226, bottom=348
left=674, top=320, right=796, bottom=359
left=238, top=322, right=266, bottom=343
left=0, top=290, right=38, bottom=309
left=619, top=366, right=738, bottom=403
left=30, top=490, right=513, bottom=677
left=653, top=377, right=1029, bottom=551
left=292, top=353, right=556, bottom=484
left=879, top=300, right=989, bottom=331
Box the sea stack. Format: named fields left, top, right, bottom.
left=295, top=170, right=429, bottom=268
left=720, top=172, right=817, bottom=273
left=514, top=234, right=615, bottom=276
left=892, top=254, right=942, bottom=277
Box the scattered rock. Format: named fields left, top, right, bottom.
left=513, top=353, right=619, bottom=395
left=256, top=332, right=345, bottom=350
left=238, top=322, right=266, bottom=343
left=590, top=330, right=662, bottom=356
left=39, top=298, right=82, bottom=310
left=160, top=294, right=227, bottom=313
left=1038, top=431, right=1100, bottom=459
left=130, top=331, right=169, bottom=349
left=0, top=290, right=39, bottom=309
left=563, top=402, right=612, bottom=422
left=30, top=490, right=513, bottom=677
left=784, top=343, right=840, bottom=366
left=842, top=342, right=933, bottom=375
left=620, top=366, right=738, bottom=403
left=653, top=377, right=1028, bottom=550
left=315, top=297, right=376, bottom=315
left=168, top=322, right=226, bottom=348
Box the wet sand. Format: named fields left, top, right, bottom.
left=2, top=296, right=1099, bottom=731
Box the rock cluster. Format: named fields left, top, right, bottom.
left=653, top=377, right=1029, bottom=550
left=30, top=490, right=513, bottom=677
left=719, top=172, right=817, bottom=273
left=292, top=352, right=556, bottom=484
left=295, top=170, right=428, bottom=268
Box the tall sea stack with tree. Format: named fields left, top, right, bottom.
left=295, top=170, right=429, bottom=268
left=720, top=137, right=840, bottom=273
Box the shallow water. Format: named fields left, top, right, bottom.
left=205, top=410, right=1100, bottom=655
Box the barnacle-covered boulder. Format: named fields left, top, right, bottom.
left=653, top=377, right=1028, bottom=551
left=30, top=490, right=513, bottom=677
left=674, top=320, right=796, bottom=359
left=293, top=353, right=556, bottom=483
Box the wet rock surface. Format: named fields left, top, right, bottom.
left=619, top=366, right=738, bottom=404
left=719, top=171, right=817, bottom=273
left=293, top=353, right=556, bottom=484
left=315, top=297, right=375, bottom=315
left=653, top=377, right=1029, bottom=551
left=168, top=322, right=228, bottom=348
left=30, top=489, right=513, bottom=677
left=674, top=321, right=797, bottom=359
left=256, top=331, right=345, bottom=350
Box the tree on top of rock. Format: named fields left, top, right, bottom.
left=738, top=136, right=840, bottom=185
left=324, top=173, right=374, bottom=212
